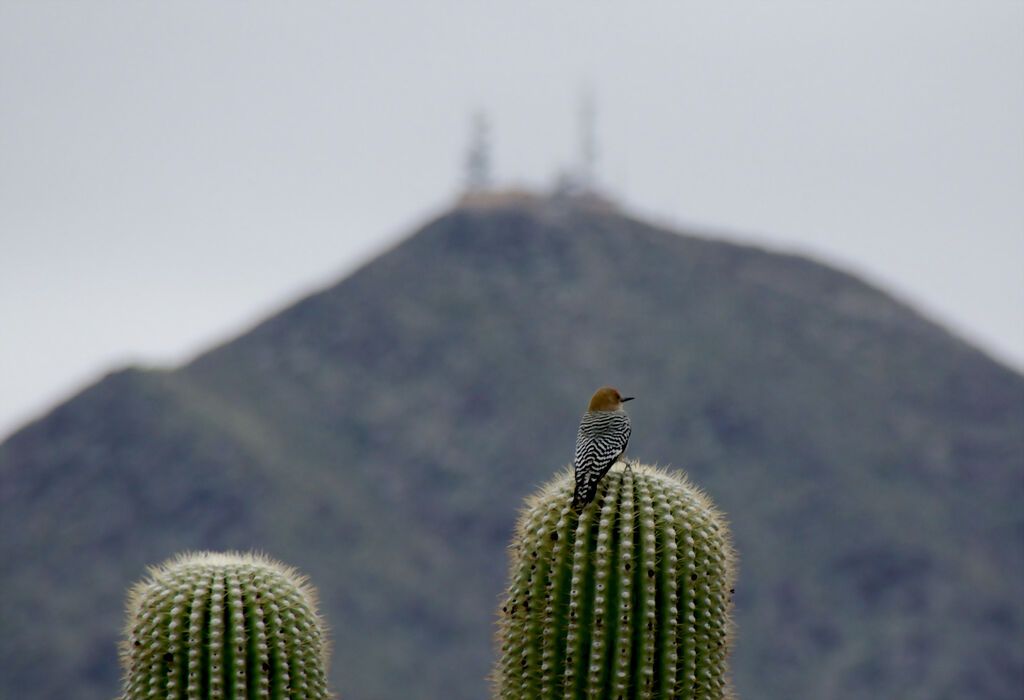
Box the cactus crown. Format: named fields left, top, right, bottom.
left=120, top=551, right=331, bottom=700
left=494, top=465, right=737, bottom=699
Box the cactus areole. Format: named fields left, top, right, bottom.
left=120, top=551, right=331, bottom=700
left=494, top=465, right=737, bottom=699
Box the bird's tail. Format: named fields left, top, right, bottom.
left=572, top=479, right=597, bottom=513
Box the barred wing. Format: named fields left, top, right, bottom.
left=572, top=410, right=631, bottom=509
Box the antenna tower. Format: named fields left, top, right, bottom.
left=464, top=112, right=492, bottom=192
left=578, top=90, right=597, bottom=191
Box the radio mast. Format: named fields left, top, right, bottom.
left=464, top=112, right=492, bottom=192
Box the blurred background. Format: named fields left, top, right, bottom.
left=1, top=2, right=1021, bottom=699
left=3, top=1, right=1022, bottom=439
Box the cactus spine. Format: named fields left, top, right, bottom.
left=495, top=465, right=736, bottom=699
left=120, top=551, right=331, bottom=700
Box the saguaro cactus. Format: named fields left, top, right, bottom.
left=494, top=465, right=736, bottom=699
left=120, top=551, right=331, bottom=700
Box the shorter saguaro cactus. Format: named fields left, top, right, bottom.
left=120, top=551, right=331, bottom=700
left=494, top=465, right=737, bottom=699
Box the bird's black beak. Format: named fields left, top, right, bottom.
left=621, top=396, right=635, bottom=402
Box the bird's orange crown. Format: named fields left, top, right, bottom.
left=587, top=386, right=634, bottom=412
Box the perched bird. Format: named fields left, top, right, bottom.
left=572, top=386, right=634, bottom=512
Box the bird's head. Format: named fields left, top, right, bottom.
left=588, top=386, right=635, bottom=412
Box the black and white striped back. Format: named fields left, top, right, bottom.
left=572, top=409, right=631, bottom=511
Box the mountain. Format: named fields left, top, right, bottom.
left=1, top=192, right=1022, bottom=700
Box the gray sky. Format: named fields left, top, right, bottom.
left=2, top=1, right=1022, bottom=439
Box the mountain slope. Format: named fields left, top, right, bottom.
left=2, top=193, right=1022, bottom=699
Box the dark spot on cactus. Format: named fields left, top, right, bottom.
left=598, top=499, right=605, bottom=508
left=502, top=606, right=508, bottom=613
left=163, top=653, right=173, bottom=663
left=550, top=532, right=558, bottom=541
left=523, top=601, right=530, bottom=612
left=647, top=621, right=653, bottom=631
left=648, top=569, right=655, bottom=578
left=691, top=573, right=698, bottom=581
left=625, top=563, right=630, bottom=571
left=134, top=641, right=140, bottom=647
left=729, top=588, right=735, bottom=594
left=532, top=551, right=538, bottom=558
left=262, top=662, right=270, bottom=672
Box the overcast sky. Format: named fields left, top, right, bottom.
left=1, top=1, right=1022, bottom=439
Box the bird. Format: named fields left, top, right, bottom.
left=572, top=386, right=634, bottom=512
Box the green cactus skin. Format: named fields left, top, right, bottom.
left=494, top=465, right=737, bottom=699
left=119, top=551, right=331, bottom=700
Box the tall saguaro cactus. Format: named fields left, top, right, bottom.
left=120, top=551, right=331, bottom=700
left=494, top=465, right=737, bottom=699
